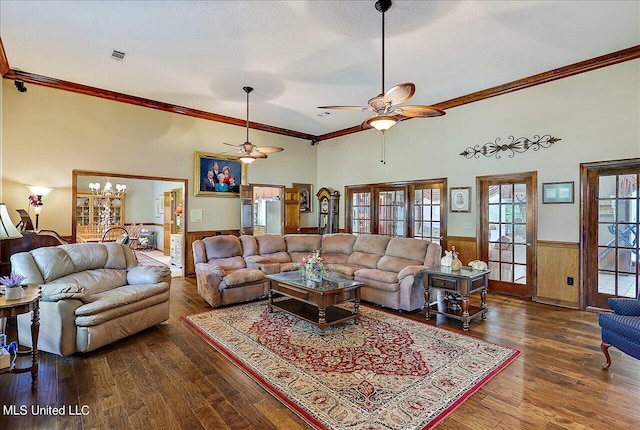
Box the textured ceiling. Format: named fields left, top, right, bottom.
left=1, top=1, right=639, bottom=137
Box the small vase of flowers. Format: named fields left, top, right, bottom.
left=298, top=250, right=330, bottom=282
left=1, top=272, right=26, bottom=301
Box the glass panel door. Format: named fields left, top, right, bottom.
left=597, top=174, right=639, bottom=298
left=412, top=187, right=441, bottom=244
left=479, top=172, right=536, bottom=298
left=377, top=189, right=406, bottom=237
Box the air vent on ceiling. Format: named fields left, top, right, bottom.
left=110, top=50, right=127, bottom=61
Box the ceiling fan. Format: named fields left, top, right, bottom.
left=318, top=0, right=445, bottom=132
left=224, top=86, right=284, bottom=164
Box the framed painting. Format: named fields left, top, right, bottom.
left=292, top=183, right=313, bottom=212
left=194, top=151, right=247, bottom=197
left=450, top=187, right=471, bottom=212
left=542, top=181, right=574, bottom=204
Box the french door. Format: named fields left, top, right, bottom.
left=582, top=159, right=640, bottom=309
left=478, top=172, right=537, bottom=297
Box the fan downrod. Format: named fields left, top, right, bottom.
left=375, top=0, right=391, bottom=14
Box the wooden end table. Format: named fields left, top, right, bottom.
left=421, top=266, right=490, bottom=330
left=0, top=284, right=42, bottom=390
left=265, top=271, right=362, bottom=334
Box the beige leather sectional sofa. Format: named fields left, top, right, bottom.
left=11, top=242, right=172, bottom=356
left=192, top=233, right=442, bottom=312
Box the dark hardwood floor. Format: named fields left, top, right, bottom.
left=1, top=277, right=639, bottom=429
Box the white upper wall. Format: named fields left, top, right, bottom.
left=0, top=80, right=317, bottom=235
left=1, top=60, right=638, bottom=240
left=318, top=60, right=640, bottom=242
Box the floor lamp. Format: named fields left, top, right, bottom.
left=27, top=186, right=54, bottom=231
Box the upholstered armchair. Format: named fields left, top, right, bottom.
left=599, top=294, right=640, bottom=369
left=192, top=235, right=268, bottom=308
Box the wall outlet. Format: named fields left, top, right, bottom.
left=463, top=222, right=473, bottom=229
left=567, top=277, right=574, bottom=286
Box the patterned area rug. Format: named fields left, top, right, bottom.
left=182, top=301, right=520, bottom=430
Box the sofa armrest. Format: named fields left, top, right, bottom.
left=608, top=297, right=640, bottom=316
left=398, top=265, right=428, bottom=282
left=127, top=265, right=172, bottom=285
left=41, top=283, right=90, bottom=302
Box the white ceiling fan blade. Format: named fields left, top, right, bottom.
left=384, top=83, right=415, bottom=106
left=395, top=105, right=446, bottom=118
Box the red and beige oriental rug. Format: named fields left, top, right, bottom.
left=182, top=301, right=520, bottom=430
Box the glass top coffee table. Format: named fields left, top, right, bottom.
left=265, top=271, right=362, bottom=334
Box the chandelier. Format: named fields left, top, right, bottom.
left=88, top=179, right=126, bottom=227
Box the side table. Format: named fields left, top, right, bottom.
left=0, top=284, right=41, bottom=390
left=420, top=266, right=490, bottom=330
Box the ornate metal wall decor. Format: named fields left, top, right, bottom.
left=460, top=134, right=561, bottom=159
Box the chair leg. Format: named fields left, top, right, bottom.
left=601, top=342, right=612, bottom=370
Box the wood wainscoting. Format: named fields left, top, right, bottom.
left=445, top=237, right=580, bottom=309
left=536, top=240, right=580, bottom=309
left=446, top=236, right=478, bottom=267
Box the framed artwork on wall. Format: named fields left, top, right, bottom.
left=450, top=187, right=471, bottom=213
left=292, top=183, right=313, bottom=212
left=194, top=151, right=246, bottom=197
left=542, top=181, right=574, bottom=204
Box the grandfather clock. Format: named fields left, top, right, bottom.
left=316, top=187, right=340, bottom=234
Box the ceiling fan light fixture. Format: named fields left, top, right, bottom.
left=366, top=115, right=399, bottom=132
left=239, top=155, right=256, bottom=164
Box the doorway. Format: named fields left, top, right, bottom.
left=477, top=172, right=537, bottom=298
left=72, top=170, right=187, bottom=276
left=582, top=159, right=640, bottom=309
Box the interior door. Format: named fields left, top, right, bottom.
left=240, top=185, right=254, bottom=235
left=163, top=191, right=172, bottom=255
left=284, top=187, right=301, bottom=234
left=582, top=160, right=640, bottom=308
left=478, top=172, right=537, bottom=297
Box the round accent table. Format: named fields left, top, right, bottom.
left=0, top=284, right=42, bottom=390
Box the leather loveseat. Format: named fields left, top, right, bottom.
left=11, top=242, right=172, bottom=356
left=193, top=233, right=442, bottom=312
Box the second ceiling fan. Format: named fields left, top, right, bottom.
left=318, top=0, right=445, bottom=132
left=224, top=86, right=284, bottom=164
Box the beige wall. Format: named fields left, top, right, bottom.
left=0, top=80, right=317, bottom=235
left=1, top=60, right=639, bottom=241
left=318, top=60, right=640, bottom=242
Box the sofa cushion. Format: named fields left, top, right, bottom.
left=60, top=243, right=109, bottom=272
left=599, top=313, right=640, bottom=338
left=353, top=234, right=390, bottom=255
left=377, top=255, right=422, bottom=274
left=53, top=269, right=128, bottom=295
left=30, top=247, right=75, bottom=282
left=384, top=237, right=428, bottom=262
left=347, top=251, right=382, bottom=269
left=239, top=235, right=258, bottom=257
left=209, top=256, right=246, bottom=270
left=321, top=253, right=350, bottom=264
left=223, top=268, right=265, bottom=286
left=279, top=262, right=298, bottom=272
left=9, top=252, right=45, bottom=285
left=284, top=234, right=322, bottom=253
left=75, top=284, right=170, bottom=326
left=256, top=234, right=287, bottom=255
left=75, top=283, right=170, bottom=317
left=203, top=236, right=243, bottom=259
left=246, top=252, right=291, bottom=264
left=321, top=233, right=356, bottom=254
left=354, top=268, right=399, bottom=284
left=327, top=263, right=362, bottom=277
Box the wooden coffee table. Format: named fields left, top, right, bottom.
left=265, top=271, right=362, bottom=334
